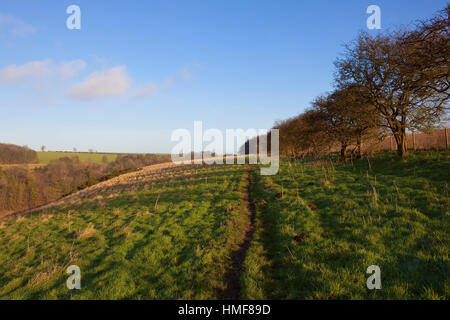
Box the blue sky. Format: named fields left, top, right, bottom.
left=0, top=0, right=447, bottom=153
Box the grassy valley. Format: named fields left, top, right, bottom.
left=0, top=150, right=171, bottom=217
left=0, top=163, right=251, bottom=299
left=0, top=152, right=448, bottom=299
left=0, top=3, right=448, bottom=303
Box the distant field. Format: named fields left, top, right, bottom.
left=0, top=163, right=46, bottom=169
left=37, top=152, right=119, bottom=164
left=0, top=152, right=171, bottom=168
left=0, top=152, right=119, bottom=169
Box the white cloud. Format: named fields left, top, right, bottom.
left=0, top=59, right=86, bottom=84
left=0, top=60, right=52, bottom=83
left=0, top=59, right=202, bottom=102
left=0, top=13, right=36, bottom=37
left=59, top=60, right=87, bottom=79
left=134, top=83, right=159, bottom=98
left=68, top=66, right=131, bottom=100
left=180, top=61, right=203, bottom=80
left=133, top=77, right=174, bottom=99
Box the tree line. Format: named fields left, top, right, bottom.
left=0, top=153, right=171, bottom=216
left=0, top=143, right=39, bottom=164
left=250, top=5, right=449, bottom=159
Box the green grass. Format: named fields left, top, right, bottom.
left=241, top=151, right=449, bottom=299
left=0, top=152, right=118, bottom=169
left=37, top=152, right=119, bottom=164
left=0, top=151, right=448, bottom=299
left=0, top=163, right=46, bottom=169
left=0, top=164, right=249, bottom=299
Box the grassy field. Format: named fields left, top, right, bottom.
left=0, top=163, right=46, bottom=169
left=0, top=164, right=251, bottom=299
left=0, top=152, right=170, bottom=168
left=0, top=152, right=119, bottom=169
left=242, top=151, right=449, bottom=299
left=37, top=152, right=119, bottom=164
left=0, top=152, right=448, bottom=299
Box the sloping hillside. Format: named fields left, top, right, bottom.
left=0, top=162, right=253, bottom=299
left=0, top=154, right=172, bottom=217
left=0, top=152, right=448, bottom=299
left=7, top=162, right=182, bottom=219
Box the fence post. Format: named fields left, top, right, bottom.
left=390, top=136, right=393, bottom=151
left=412, top=132, right=416, bottom=151
left=445, top=128, right=449, bottom=150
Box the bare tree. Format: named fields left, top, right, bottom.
left=313, top=85, right=383, bottom=159
left=335, top=6, right=449, bottom=157
left=312, top=94, right=353, bottom=159
left=275, top=109, right=331, bottom=157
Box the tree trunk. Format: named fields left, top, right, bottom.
left=394, top=130, right=407, bottom=158
left=355, top=135, right=362, bottom=159
left=340, top=144, right=347, bottom=160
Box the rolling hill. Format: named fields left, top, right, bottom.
left=0, top=152, right=448, bottom=299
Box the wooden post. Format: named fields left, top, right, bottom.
left=412, top=132, right=416, bottom=151
left=390, top=136, right=392, bottom=151
left=445, top=128, right=449, bottom=150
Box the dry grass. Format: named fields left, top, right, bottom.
left=40, top=213, right=53, bottom=223
left=76, top=223, right=97, bottom=239
left=27, top=265, right=60, bottom=287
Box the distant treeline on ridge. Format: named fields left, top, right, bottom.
left=0, top=149, right=171, bottom=216
left=0, top=143, right=39, bottom=164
